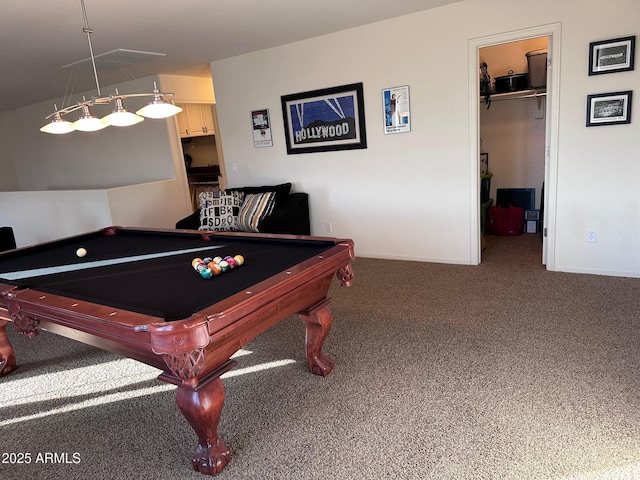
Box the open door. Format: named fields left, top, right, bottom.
left=468, top=23, right=561, bottom=269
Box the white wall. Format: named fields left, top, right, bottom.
left=0, top=111, right=21, bottom=191
left=211, top=0, right=640, bottom=276
left=106, top=180, right=190, bottom=230
left=0, top=180, right=188, bottom=248
left=0, top=191, right=112, bottom=247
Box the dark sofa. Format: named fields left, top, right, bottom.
left=175, top=183, right=310, bottom=236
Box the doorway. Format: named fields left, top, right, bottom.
left=480, top=37, right=547, bottom=260
left=468, top=23, right=561, bottom=269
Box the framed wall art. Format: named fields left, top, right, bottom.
left=480, top=153, right=489, bottom=175
left=251, top=109, right=273, bottom=148
left=280, top=82, right=367, bottom=154
left=588, top=36, right=635, bottom=75
left=382, top=85, right=411, bottom=134
left=586, top=91, right=633, bottom=127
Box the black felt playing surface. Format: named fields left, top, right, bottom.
left=0, top=229, right=335, bottom=321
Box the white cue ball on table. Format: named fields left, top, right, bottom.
left=76, top=247, right=87, bottom=257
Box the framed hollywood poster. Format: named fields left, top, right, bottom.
left=280, top=82, right=367, bottom=154
left=382, top=85, right=411, bottom=134
left=588, top=36, right=635, bottom=75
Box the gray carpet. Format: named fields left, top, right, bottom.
left=1, top=234, right=639, bottom=480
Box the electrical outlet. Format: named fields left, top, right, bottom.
left=325, top=222, right=333, bottom=233
left=586, top=229, right=597, bottom=243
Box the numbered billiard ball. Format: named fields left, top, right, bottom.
left=200, top=268, right=213, bottom=279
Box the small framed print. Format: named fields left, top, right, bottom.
left=589, top=36, right=635, bottom=75
left=251, top=109, right=273, bottom=148
left=586, top=91, right=633, bottom=127
left=382, top=85, right=411, bottom=134
left=480, top=153, right=489, bottom=175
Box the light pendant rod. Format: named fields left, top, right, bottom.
left=81, top=0, right=101, bottom=97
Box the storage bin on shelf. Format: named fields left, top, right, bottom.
left=526, top=49, right=547, bottom=89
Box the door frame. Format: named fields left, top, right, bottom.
left=468, top=23, right=561, bottom=269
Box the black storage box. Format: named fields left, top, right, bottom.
left=494, top=71, right=529, bottom=93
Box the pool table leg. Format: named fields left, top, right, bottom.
left=0, top=319, right=16, bottom=376
left=176, top=376, right=231, bottom=476
left=299, top=299, right=334, bottom=377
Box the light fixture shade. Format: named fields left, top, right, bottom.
left=40, top=113, right=76, bottom=134
left=103, top=110, right=144, bottom=126
left=136, top=97, right=182, bottom=119
left=72, top=105, right=108, bottom=132
left=102, top=98, right=144, bottom=126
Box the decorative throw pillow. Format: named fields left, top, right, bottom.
left=226, top=182, right=291, bottom=210
left=237, top=192, right=276, bottom=233
left=198, top=191, right=245, bottom=231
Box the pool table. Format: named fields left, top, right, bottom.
left=0, top=226, right=354, bottom=475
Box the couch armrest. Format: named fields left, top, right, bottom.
left=0, top=226, right=16, bottom=252
left=175, top=211, right=200, bottom=230
left=260, top=193, right=310, bottom=235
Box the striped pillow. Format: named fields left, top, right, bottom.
left=237, top=192, right=276, bottom=232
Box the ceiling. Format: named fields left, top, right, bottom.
left=0, top=0, right=462, bottom=113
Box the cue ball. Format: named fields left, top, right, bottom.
left=76, top=247, right=87, bottom=257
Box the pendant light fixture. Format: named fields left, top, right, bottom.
left=40, top=0, right=181, bottom=134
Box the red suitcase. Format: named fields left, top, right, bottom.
left=486, top=203, right=524, bottom=236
